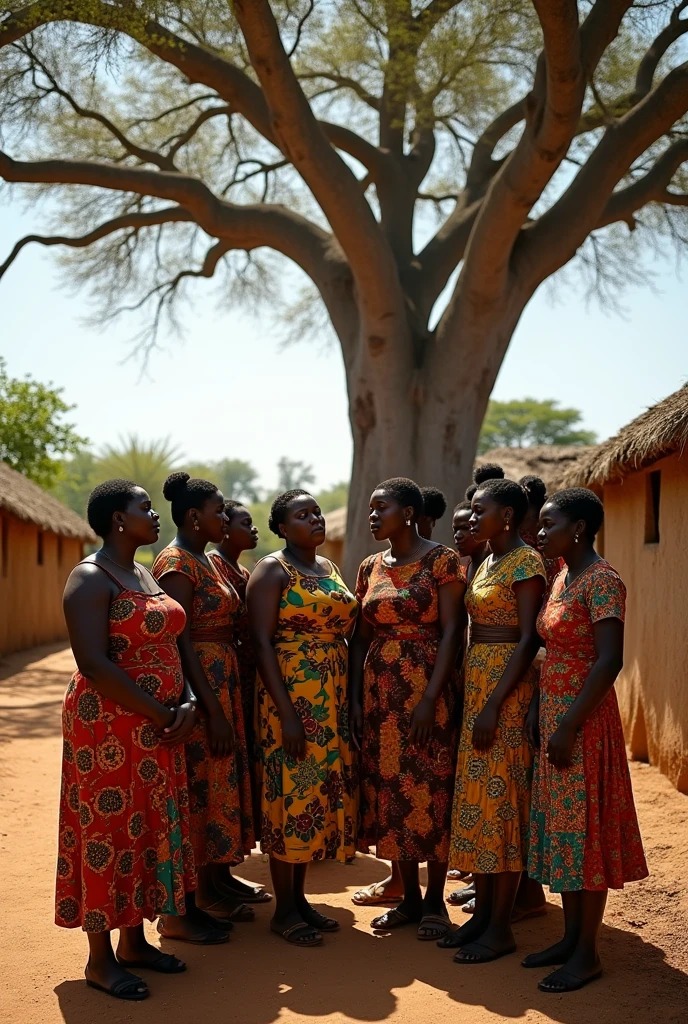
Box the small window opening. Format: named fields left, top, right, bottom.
left=644, top=471, right=661, bottom=545
left=37, top=530, right=45, bottom=566
left=1, top=517, right=8, bottom=578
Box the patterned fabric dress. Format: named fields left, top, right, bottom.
left=356, top=545, right=465, bottom=862
left=520, top=526, right=563, bottom=592
left=56, top=568, right=195, bottom=932
left=529, top=560, right=648, bottom=891
left=153, top=547, right=254, bottom=868
left=449, top=545, right=546, bottom=874
left=257, top=558, right=358, bottom=864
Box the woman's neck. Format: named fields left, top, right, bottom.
left=285, top=541, right=318, bottom=567
left=217, top=539, right=242, bottom=568
left=489, top=530, right=522, bottom=559
left=388, top=527, right=422, bottom=560
left=174, top=529, right=207, bottom=556
left=470, top=542, right=488, bottom=568
left=100, top=538, right=138, bottom=569
left=564, top=541, right=599, bottom=580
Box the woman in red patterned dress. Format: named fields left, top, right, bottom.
left=526, top=488, right=648, bottom=993
left=209, top=500, right=271, bottom=904
left=350, top=478, right=466, bottom=941
left=154, top=473, right=256, bottom=937
left=57, top=480, right=200, bottom=1001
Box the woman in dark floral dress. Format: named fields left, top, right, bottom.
left=350, top=478, right=466, bottom=941
left=248, top=490, right=358, bottom=946
left=525, top=488, right=648, bottom=993
left=153, top=473, right=255, bottom=937
left=58, top=480, right=200, bottom=1001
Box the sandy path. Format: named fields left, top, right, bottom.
left=1, top=644, right=686, bottom=1024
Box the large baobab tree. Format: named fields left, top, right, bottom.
left=1, top=1, right=687, bottom=574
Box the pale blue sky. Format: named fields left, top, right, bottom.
left=2, top=202, right=685, bottom=491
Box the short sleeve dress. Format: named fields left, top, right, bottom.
left=528, top=560, right=649, bottom=891
left=153, top=546, right=254, bottom=868
left=450, top=545, right=546, bottom=874
left=356, top=545, right=465, bottom=863
left=257, top=558, right=359, bottom=864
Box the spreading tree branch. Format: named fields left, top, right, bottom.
left=596, top=138, right=688, bottom=228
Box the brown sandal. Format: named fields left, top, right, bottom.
left=270, top=921, right=323, bottom=946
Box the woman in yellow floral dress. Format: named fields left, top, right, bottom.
left=443, top=479, right=546, bottom=964
left=247, top=490, right=358, bottom=946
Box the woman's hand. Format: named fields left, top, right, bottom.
left=206, top=709, right=234, bottom=757
left=525, top=694, right=540, bottom=750
left=472, top=702, right=500, bottom=750
left=281, top=710, right=307, bottom=760
left=409, top=695, right=435, bottom=747
left=349, top=701, right=363, bottom=751
left=159, top=703, right=197, bottom=746
left=151, top=705, right=176, bottom=733
left=546, top=721, right=578, bottom=769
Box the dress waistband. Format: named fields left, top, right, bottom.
left=274, top=632, right=343, bottom=644
left=190, top=627, right=235, bottom=644
left=470, top=624, right=521, bottom=645
left=374, top=624, right=440, bottom=640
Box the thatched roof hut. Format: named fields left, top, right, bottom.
left=0, top=461, right=95, bottom=541
left=560, top=382, right=688, bottom=489
left=476, top=445, right=595, bottom=493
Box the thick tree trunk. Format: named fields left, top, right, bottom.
left=341, top=289, right=530, bottom=584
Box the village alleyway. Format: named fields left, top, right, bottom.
left=1, top=644, right=687, bottom=1024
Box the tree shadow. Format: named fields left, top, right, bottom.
left=53, top=856, right=688, bottom=1024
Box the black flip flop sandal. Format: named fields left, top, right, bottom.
left=417, top=914, right=452, bottom=941
left=447, top=884, right=476, bottom=907
left=156, top=919, right=230, bottom=945
left=200, top=900, right=255, bottom=924
left=538, top=967, right=602, bottom=993
left=270, top=921, right=323, bottom=946
left=116, top=952, right=186, bottom=974
left=453, top=941, right=517, bottom=964
left=371, top=908, right=422, bottom=931
left=85, top=977, right=149, bottom=1001
left=302, top=908, right=340, bottom=932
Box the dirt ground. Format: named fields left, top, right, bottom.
left=1, top=643, right=687, bottom=1024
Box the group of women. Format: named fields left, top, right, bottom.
left=55, top=465, right=648, bottom=1002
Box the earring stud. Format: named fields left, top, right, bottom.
left=118, top=526, right=124, bottom=533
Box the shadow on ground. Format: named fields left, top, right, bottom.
left=54, top=854, right=687, bottom=1024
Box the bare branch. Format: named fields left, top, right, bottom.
left=596, top=138, right=688, bottom=228
left=634, top=0, right=688, bottom=100
left=297, top=71, right=380, bottom=110
left=0, top=207, right=195, bottom=280
left=166, top=106, right=232, bottom=159
left=232, top=0, right=404, bottom=321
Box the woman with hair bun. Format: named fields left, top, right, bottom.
left=153, top=473, right=257, bottom=940
left=247, top=490, right=358, bottom=946
left=519, top=475, right=563, bottom=590
left=443, top=478, right=546, bottom=963
left=350, top=478, right=466, bottom=940
left=57, top=480, right=199, bottom=1001
left=524, top=488, right=648, bottom=993
left=465, top=463, right=505, bottom=502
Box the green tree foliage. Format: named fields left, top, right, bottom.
left=0, top=357, right=87, bottom=489
left=318, top=481, right=349, bottom=513
left=212, top=459, right=261, bottom=504
left=277, top=457, right=316, bottom=492
left=478, top=399, right=598, bottom=454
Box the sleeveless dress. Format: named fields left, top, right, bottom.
left=356, top=545, right=465, bottom=862
left=450, top=545, right=546, bottom=874
left=529, top=560, right=648, bottom=891
left=55, top=563, right=195, bottom=932
left=257, top=557, right=359, bottom=864
left=153, top=547, right=254, bottom=868
left=207, top=551, right=260, bottom=831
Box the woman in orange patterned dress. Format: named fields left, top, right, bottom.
left=444, top=479, right=546, bottom=963
left=524, top=488, right=648, bottom=993
left=153, top=473, right=255, bottom=939
left=350, top=478, right=466, bottom=941
left=208, top=500, right=270, bottom=904
left=57, top=480, right=201, bottom=1001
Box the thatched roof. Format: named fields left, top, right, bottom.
left=477, top=446, right=595, bottom=493
left=560, top=383, right=688, bottom=488
left=324, top=505, right=347, bottom=542
left=0, top=462, right=96, bottom=541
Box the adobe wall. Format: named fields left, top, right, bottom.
left=0, top=515, right=83, bottom=657
left=603, top=452, right=688, bottom=792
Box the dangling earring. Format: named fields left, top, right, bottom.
left=504, top=522, right=510, bottom=532
left=193, top=521, right=200, bottom=532
left=118, top=525, right=124, bottom=533
left=406, top=519, right=411, bottom=527
left=574, top=534, right=579, bottom=544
